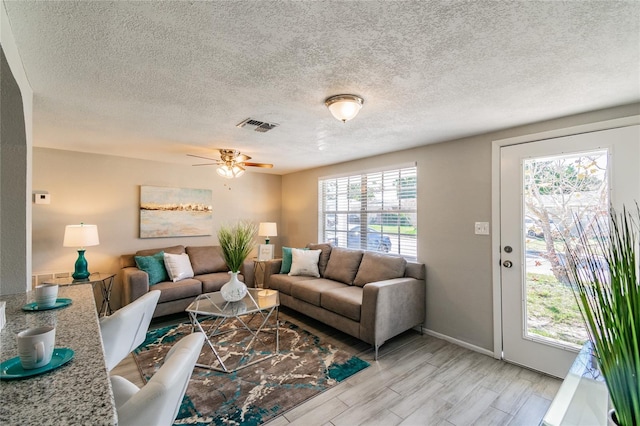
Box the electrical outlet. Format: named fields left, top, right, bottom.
left=475, top=222, right=490, bottom=235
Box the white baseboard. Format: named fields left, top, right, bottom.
left=422, top=327, right=496, bottom=358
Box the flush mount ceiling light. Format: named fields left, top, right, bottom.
left=325, top=94, right=364, bottom=123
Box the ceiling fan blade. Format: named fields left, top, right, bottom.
left=192, top=163, right=220, bottom=166
left=236, top=154, right=251, bottom=162
left=242, top=162, right=273, bottom=168
left=187, top=153, right=219, bottom=161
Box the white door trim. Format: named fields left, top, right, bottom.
left=490, top=115, right=640, bottom=360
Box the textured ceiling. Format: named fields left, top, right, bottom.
left=3, top=1, right=639, bottom=174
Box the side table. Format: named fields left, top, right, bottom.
left=253, top=258, right=280, bottom=289
left=43, top=272, right=116, bottom=316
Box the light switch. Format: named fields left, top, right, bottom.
left=475, top=222, right=490, bottom=235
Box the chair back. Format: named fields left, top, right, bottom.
left=100, top=290, right=161, bottom=371
left=116, top=332, right=205, bottom=426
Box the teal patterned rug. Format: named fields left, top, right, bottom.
left=133, top=318, right=370, bottom=426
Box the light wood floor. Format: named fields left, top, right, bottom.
left=112, top=307, right=561, bottom=426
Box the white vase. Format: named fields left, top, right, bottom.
left=220, top=271, right=247, bottom=302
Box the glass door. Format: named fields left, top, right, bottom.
left=500, top=125, right=639, bottom=377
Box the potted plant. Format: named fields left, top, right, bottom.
left=564, top=205, right=639, bottom=426
left=217, top=221, right=257, bottom=302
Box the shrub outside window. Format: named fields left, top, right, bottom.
left=318, top=165, right=417, bottom=260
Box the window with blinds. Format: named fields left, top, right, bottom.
left=318, top=165, right=417, bottom=260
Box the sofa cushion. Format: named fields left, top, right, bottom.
left=353, top=252, right=407, bottom=287
left=186, top=246, right=228, bottom=275
left=134, top=251, right=169, bottom=285
left=290, top=279, right=346, bottom=306
left=163, top=252, right=195, bottom=282
left=268, top=274, right=316, bottom=295
left=198, top=272, right=244, bottom=293
left=289, top=248, right=321, bottom=277
left=321, top=286, right=363, bottom=322
left=306, top=243, right=332, bottom=277
left=279, top=247, right=307, bottom=274
left=323, top=247, right=364, bottom=285
left=151, top=278, right=202, bottom=303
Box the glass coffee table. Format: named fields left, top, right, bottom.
left=185, top=288, right=279, bottom=373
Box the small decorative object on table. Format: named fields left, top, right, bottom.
left=221, top=272, right=247, bottom=302
left=218, top=221, right=257, bottom=302
left=257, top=244, right=274, bottom=261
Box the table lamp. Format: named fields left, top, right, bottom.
left=63, top=223, right=100, bottom=280
left=258, top=222, right=277, bottom=244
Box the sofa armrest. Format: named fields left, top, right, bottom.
left=360, top=277, right=426, bottom=348
left=121, top=267, right=150, bottom=306
left=240, top=258, right=255, bottom=288
left=263, top=259, right=283, bottom=289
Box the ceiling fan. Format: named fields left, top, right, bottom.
left=188, top=149, right=273, bottom=179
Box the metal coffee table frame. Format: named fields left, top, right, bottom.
left=186, top=288, right=279, bottom=373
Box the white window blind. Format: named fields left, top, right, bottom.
left=318, top=165, right=417, bottom=260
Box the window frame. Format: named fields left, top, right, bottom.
left=318, top=164, right=417, bottom=260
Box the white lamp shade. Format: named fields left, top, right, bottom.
left=217, top=164, right=245, bottom=179
left=325, top=94, right=364, bottom=123
left=63, top=224, right=100, bottom=248
left=216, top=166, right=230, bottom=178
left=232, top=164, right=245, bottom=178
left=258, top=222, right=277, bottom=237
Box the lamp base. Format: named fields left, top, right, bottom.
left=72, top=249, right=91, bottom=280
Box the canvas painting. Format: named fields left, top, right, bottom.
left=140, top=186, right=213, bottom=238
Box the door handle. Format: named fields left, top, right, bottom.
left=503, top=260, right=513, bottom=268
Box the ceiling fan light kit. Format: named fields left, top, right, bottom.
left=325, top=94, right=364, bottom=123
left=189, top=149, right=272, bottom=179
left=217, top=163, right=245, bottom=179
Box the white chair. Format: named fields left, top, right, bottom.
left=100, top=290, right=161, bottom=371
left=110, top=332, right=205, bottom=426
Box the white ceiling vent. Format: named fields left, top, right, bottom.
left=236, top=118, right=279, bottom=133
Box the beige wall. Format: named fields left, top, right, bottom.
left=281, top=102, right=640, bottom=352
left=32, top=148, right=282, bottom=308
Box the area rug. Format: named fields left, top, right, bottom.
left=133, top=318, right=370, bottom=426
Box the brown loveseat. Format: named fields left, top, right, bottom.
left=264, top=243, right=426, bottom=358
left=120, top=245, right=254, bottom=317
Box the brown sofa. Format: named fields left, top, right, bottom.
left=264, top=243, right=426, bottom=358
left=120, top=245, right=254, bottom=317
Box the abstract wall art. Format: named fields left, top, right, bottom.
left=140, top=186, right=213, bottom=238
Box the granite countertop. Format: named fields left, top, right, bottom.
left=0, top=285, right=116, bottom=425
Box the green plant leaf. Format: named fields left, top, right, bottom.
left=217, top=221, right=257, bottom=272
left=564, top=204, right=639, bottom=426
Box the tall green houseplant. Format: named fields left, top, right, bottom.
left=565, top=206, right=639, bottom=426
left=218, top=221, right=257, bottom=272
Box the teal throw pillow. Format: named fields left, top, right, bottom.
left=135, top=251, right=169, bottom=285
left=280, top=247, right=309, bottom=274
left=280, top=247, right=293, bottom=274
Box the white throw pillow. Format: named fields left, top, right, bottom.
left=163, top=253, right=195, bottom=282
left=288, top=248, right=321, bottom=277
